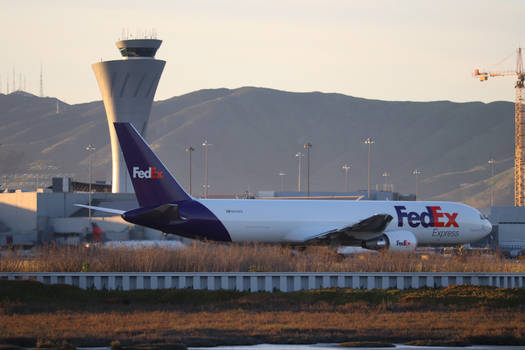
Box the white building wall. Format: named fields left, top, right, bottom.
left=0, top=192, right=37, bottom=233
left=0, top=192, right=144, bottom=245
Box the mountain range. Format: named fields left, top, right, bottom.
left=0, top=87, right=514, bottom=209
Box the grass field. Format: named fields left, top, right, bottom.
left=1, top=243, right=524, bottom=273
left=0, top=280, right=525, bottom=347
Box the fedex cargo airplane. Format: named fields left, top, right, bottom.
left=77, top=122, right=492, bottom=252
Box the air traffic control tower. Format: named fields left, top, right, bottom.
left=92, top=39, right=165, bottom=193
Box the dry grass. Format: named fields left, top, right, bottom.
left=1, top=309, right=524, bottom=346
left=1, top=242, right=524, bottom=272
left=1, top=281, right=525, bottom=346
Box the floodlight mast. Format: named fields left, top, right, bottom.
left=303, top=143, right=312, bottom=197
left=186, top=146, right=195, bottom=195
left=363, top=137, right=374, bottom=199
left=85, top=144, right=96, bottom=221
left=342, top=164, right=351, bottom=192
left=202, top=140, right=212, bottom=198
left=412, top=169, right=421, bottom=200
left=295, top=152, right=303, bottom=192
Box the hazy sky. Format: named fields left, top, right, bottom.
left=1, top=0, right=524, bottom=104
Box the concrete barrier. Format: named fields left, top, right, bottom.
left=1, top=272, right=524, bottom=291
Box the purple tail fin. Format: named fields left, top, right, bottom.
left=114, top=122, right=191, bottom=207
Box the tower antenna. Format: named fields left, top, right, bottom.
left=39, top=62, right=44, bottom=97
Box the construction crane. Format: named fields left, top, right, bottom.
left=474, top=48, right=525, bottom=206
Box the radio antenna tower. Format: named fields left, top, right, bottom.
left=39, top=62, right=44, bottom=97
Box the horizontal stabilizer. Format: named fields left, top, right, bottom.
left=74, top=204, right=126, bottom=215
left=123, top=203, right=183, bottom=226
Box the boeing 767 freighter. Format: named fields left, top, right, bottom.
left=76, top=122, right=492, bottom=252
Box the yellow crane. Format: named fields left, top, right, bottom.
left=474, top=48, right=525, bottom=206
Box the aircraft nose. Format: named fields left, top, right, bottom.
left=482, top=220, right=492, bottom=235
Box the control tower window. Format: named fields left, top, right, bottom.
left=119, top=47, right=157, bottom=57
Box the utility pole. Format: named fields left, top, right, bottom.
left=303, top=143, right=312, bottom=197
left=364, top=137, right=374, bottom=199
left=186, top=146, right=194, bottom=195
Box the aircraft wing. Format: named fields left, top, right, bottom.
left=74, top=204, right=126, bottom=215
left=303, top=213, right=393, bottom=245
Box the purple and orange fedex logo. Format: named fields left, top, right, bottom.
left=396, top=240, right=411, bottom=247
left=394, top=206, right=458, bottom=228
left=132, top=166, right=163, bottom=179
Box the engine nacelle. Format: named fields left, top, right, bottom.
left=362, top=231, right=417, bottom=252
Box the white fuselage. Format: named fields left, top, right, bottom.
left=199, top=199, right=491, bottom=246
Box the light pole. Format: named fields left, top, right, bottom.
left=186, top=146, right=194, bottom=195
left=85, top=144, right=96, bottom=221
left=295, top=152, right=303, bottom=192
left=304, top=143, right=312, bottom=197
left=412, top=169, right=421, bottom=200
left=364, top=137, right=374, bottom=199
left=202, top=140, right=212, bottom=198
left=278, top=171, right=286, bottom=191
left=342, top=164, right=351, bottom=192
left=488, top=158, right=495, bottom=207
left=382, top=172, right=390, bottom=192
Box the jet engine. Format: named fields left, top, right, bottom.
left=362, top=231, right=417, bottom=252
